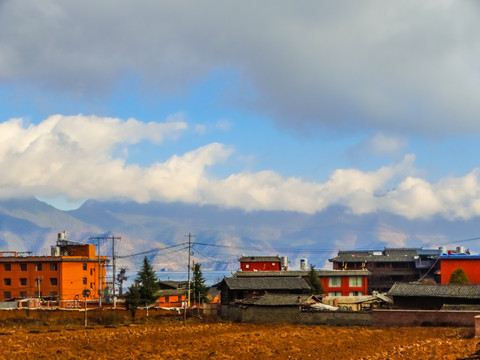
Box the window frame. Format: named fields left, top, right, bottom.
left=328, top=276, right=342, bottom=288
left=349, top=276, right=363, bottom=288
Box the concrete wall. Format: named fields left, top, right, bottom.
left=0, top=307, right=180, bottom=325
left=221, top=305, right=480, bottom=327
left=220, top=305, right=372, bottom=326
left=372, top=309, right=480, bottom=327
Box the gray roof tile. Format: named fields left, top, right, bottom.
left=388, top=283, right=480, bottom=299
left=224, top=276, right=311, bottom=291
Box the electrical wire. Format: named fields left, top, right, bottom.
left=116, top=243, right=187, bottom=259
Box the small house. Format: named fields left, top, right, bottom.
left=388, top=282, right=480, bottom=310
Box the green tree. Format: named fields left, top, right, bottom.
left=137, top=257, right=160, bottom=305
left=191, top=262, right=209, bottom=303
left=449, top=268, right=470, bottom=285
left=306, top=264, right=324, bottom=295
left=125, top=282, right=142, bottom=312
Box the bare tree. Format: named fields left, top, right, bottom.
left=116, top=268, right=128, bottom=297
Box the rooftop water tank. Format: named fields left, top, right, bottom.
left=300, top=258, right=307, bottom=270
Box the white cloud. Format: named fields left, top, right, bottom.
left=2, top=115, right=480, bottom=220
left=1, top=1, right=480, bottom=135
left=353, top=132, right=408, bottom=157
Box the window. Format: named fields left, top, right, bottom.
left=4, top=278, right=11, bottom=286
left=35, top=264, right=42, bottom=271
left=50, top=263, right=57, bottom=271
left=328, top=277, right=342, bottom=287
left=90, top=282, right=93, bottom=289
left=20, top=291, right=27, bottom=298
left=35, top=291, right=42, bottom=298
left=83, top=263, right=87, bottom=271
left=20, top=278, right=27, bottom=286
left=165, top=296, right=169, bottom=303
left=35, top=278, right=42, bottom=286
left=4, top=291, right=11, bottom=299
left=349, top=276, right=363, bottom=287
left=245, top=264, right=249, bottom=269
left=49, top=291, right=58, bottom=298
left=349, top=291, right=363, bottom=296
left=20, top=264, right=27, bottom=271
left=329, top=291, right=342, bottom=296
left=90, top=268, right=93, bottom=276
left=4, top=264, right=11, bottom=271
left=83, top=277, right=87, bottom=285
left=50, top=278, right=58, bottom=286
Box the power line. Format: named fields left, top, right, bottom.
left=193, top=242, right=338, bottom=253
left=116, top=243, right=187, bottom=259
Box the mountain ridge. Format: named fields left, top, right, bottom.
left=0, top=197, right=477, bottom=273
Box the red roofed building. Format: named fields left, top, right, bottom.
left=238, top=256, right=286, bottom=272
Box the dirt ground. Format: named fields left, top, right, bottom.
left=0, top=321, right=479, bottom=360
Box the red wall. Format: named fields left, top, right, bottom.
left=240, top=261, right=281, bottom=272
left=320, top=275, right=369, bottom=296
left=440, top=258, right=480, bottom=284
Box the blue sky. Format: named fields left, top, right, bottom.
left=2, top=1, right=480, bottom=220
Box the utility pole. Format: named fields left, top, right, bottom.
left=112, top=236, right=116, bottom=308
left=89, top=235, right=122, bottom=308
left=98, top=237, right=102, bottom=308
left=184, top=232, right=195, bottom=325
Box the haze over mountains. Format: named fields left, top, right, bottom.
left=0, top=197, right=478, bottom=274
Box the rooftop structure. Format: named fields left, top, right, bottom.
left=238, top=255, right=285, bottom=272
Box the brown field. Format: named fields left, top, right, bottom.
left=0, top=321, right=479, bottom=360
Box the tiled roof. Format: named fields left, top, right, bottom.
left=156, top=289, right=187, bottom=296
left=158, top=280, right=187, bottom=289
left=239, top=293, right=311, bottom=306
left=238, top=256, right=281, bottom=262
left=329, top=248, right=421, bottom=263
left=387, top=283, right=480, bottom=299
left=223, top=276, right=311, bottom=291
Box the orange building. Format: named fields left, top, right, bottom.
left=0, top=232, right=107, bottom=303
left=157, top=281, right=187, bottom=308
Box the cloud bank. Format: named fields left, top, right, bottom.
left=1, top=1, right=480, bottom=135
left=2, top=115, right=480, bottom=220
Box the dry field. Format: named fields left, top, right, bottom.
left=0, top=321, right=479, bottom=360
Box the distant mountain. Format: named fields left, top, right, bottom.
left=0, top=197, right=478, bottom=274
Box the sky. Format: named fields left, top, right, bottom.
left=2, top=1, right=480, bottom=221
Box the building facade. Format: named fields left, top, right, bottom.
left=329, top=248, right=445, bottom=293
left=0, top=233, right=107, bottom=303
left=238, top=256, right=283, bottom=272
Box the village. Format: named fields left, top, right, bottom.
left=0, top=231, right=479, bottom=330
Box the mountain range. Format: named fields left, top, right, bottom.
left=0, top=197, right=478, bottom=276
